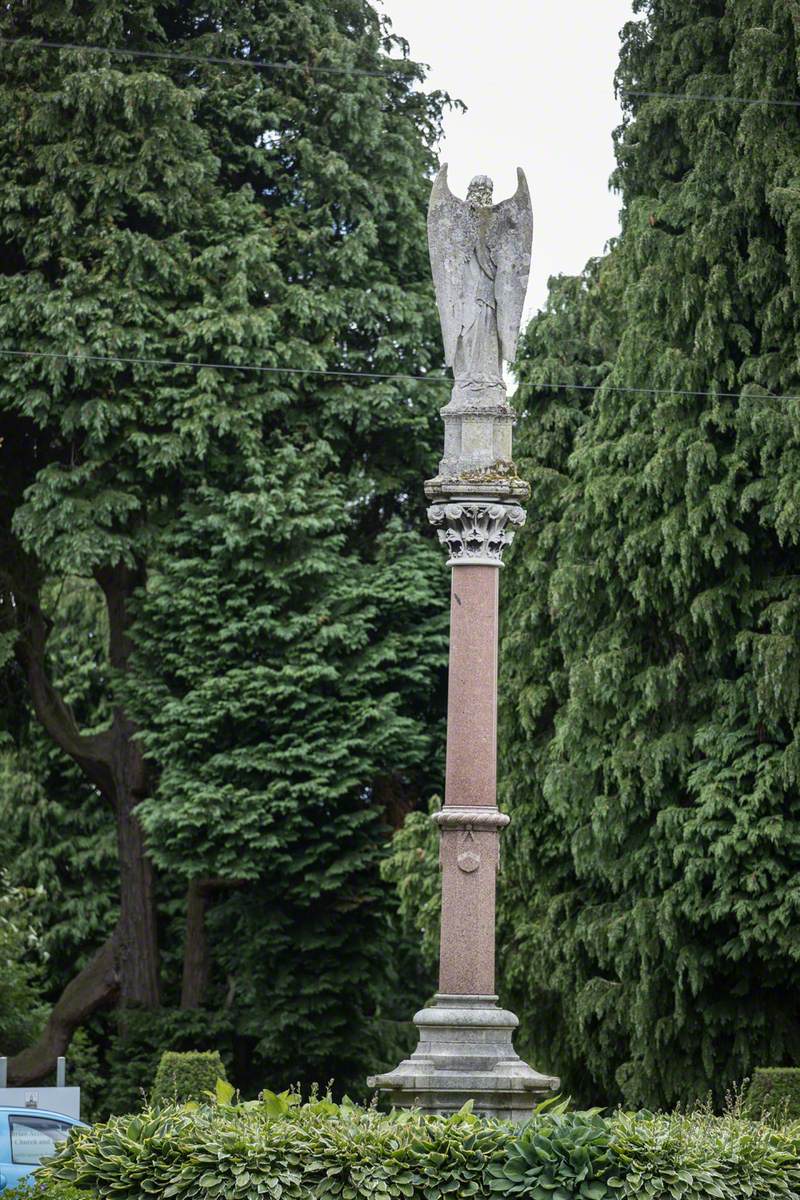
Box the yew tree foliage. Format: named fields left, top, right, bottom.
left=0, top=0, right=448, bottom=1093
left=0, top=871, right=47, bottom=1056
left=127, top=483, right=448, bottom=1087
left=499, top=0, right=800, bottom=1108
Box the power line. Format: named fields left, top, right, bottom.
left=0, top=348, right=442, bottom=384
left=0, top=36, right=409, bottom=79
left=3, top=40, right=800, bottom=108
left=2, top=347, right=800, bottom=405
left=522, top=379, right=800, bottom=403
left=621, top=88, right=800, bottom=109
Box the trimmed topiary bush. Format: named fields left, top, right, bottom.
left=745, top=1068, right=800, bottom=1122
left=39, top=1094, right=800, bottom=1200
left=150, top=1049, right=227, bottom=1106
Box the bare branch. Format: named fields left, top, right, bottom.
left=8, top=935, right=120, bottom=1084
left=14, top=598, right=116, bottom=798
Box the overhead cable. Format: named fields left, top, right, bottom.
left=621, top=88, right=800, bottom=108
left=0, top=348, right=441, bottom=383
left=0, top=36, right=409, bottom=78
left=3, top=40, right=799, bottom=107
left=2, top=348, right=799, bottom=405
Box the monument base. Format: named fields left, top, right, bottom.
left=367, top=994, right=559, bottom=1121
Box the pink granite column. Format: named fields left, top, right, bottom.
left=437, top=565, right=507, bottom=997
left=444, top=566, right=498, bottom=809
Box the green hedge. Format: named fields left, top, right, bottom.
left=746, top=1069, right=800, bottom=1122
left=151, top=1049, right=227, bottom=1106
left=39, top=1094, right=800, bottom=1200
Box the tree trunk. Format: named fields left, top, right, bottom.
left=98, top=562, right=161, bottom=1010
left=116, top=776, right=161, bottom=1009
left=374, top=774, right=416, bottom=831
left=181, top=880, right=211, bottom=1009
left=11, top=560, right=161, bottom=1076
left=180, top=879, right=248, bottom=1009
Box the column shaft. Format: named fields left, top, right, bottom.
left=439, top=564, right=501, bottom=996
left=444, top=566, right=498, bottom=808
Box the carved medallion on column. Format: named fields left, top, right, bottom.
left=434, top=807, right=511, bottom=879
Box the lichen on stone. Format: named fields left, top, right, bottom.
left=460, top=460, right=522, bottom=484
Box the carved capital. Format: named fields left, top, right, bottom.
left=427, top=501, right=526, bottom=567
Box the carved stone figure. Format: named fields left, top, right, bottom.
left=427, top=166, right=533, bottom=398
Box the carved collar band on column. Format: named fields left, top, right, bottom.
left=431, top=806, right=511, bottom=830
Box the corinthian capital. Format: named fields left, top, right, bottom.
left=427, top=501, right=526, bottom=567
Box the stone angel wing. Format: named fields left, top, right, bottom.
left=486, top=167, right=533, bottom=364
left=427, top=164, right=476, bottom=368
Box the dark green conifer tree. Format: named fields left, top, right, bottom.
left=126, top=484, right=446, bottom=1093
left=1, top=0, right=448, bottom=1093
left=500, top=0, right=800, bottom=1107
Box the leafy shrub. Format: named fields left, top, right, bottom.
left=609, top=1108, right=800, bottom=1200
left=43, top=1098, right=509, bottom=1200
left=2, top=1180, right=86, bottom=1199
left=106, top=1007, right=234, bottom=1115
left=488, top=1105, right=618, bottom=1200
left=745, top=1069, right=800, bottom=1122
left=150, top=1049, right=227, bottom=1106
left=380, top=797, right=441, bottom=971
left=39, top=1095, right=800, bottom=1200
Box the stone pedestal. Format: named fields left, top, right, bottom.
left=438, top=391, right=515, bottom=480
left=368, top=995, right=557, bottom=1121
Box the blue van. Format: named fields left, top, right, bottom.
left=0, top=1107, right=86, bottom=1191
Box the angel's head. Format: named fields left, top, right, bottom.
left=466, top=174, right=493, bottom=208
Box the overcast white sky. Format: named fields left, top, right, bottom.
left=379, top=0, right=636, bottom=318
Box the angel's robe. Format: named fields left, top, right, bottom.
left=452, top=216, right=503, bottom=385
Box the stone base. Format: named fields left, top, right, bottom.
left=367, top=994, right=559, bottom=1121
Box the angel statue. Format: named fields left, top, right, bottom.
left=427, top=166, right=532, bottom=399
